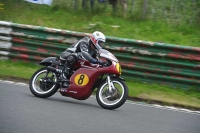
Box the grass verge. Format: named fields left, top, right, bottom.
left=0, top=0, right=199, bottom=47
left=0, top=60, right=199, bottom=110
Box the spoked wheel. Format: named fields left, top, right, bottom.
left=96, top=78, right=128, bottom=110
left=29, top=67, right=59, bottom=98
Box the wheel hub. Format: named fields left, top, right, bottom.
left=40, top=77, right=54, bottom=91
left=105, top=88, right=120, bottom=101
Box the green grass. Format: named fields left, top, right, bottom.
left=0, top=0, right=200, bottom=47
left=0, top=60, right=41, bottom=79
left=127, top=81, right=200, bottom=108
left=0, top=60, right=200, bottom=109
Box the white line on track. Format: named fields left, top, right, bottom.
left=125, top=100, right=200, bottom=115
left=1, top=80, right=200, bottom=115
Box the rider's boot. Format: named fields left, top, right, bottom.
left=62, top=76, right=69, bottom=88
left=61, top=66, right=70, bottom=88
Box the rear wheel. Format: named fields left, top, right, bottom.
left=29, top=67, right=59, bottom=98
left=96, top=78, right=128, bottom=110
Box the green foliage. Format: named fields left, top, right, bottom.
left=0, top=0, right=199, bottom=47
left=0, top=3, right=3, bottom=11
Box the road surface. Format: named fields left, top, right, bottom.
left=0, top=81, right=199, bottom=133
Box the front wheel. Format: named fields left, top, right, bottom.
left=29, top=67, right=59, bottom=98
left=96, top=78, right=128, bottom=110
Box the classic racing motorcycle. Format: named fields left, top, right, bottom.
left=29, top=49, right=128, bottom=110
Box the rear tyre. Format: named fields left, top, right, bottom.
left=29, top=67, right=59, bottom=98
left=96, top=78, right=128, bottom=110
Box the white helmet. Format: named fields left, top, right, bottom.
left=90, top=31, right=106, bottom=50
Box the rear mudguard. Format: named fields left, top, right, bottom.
left=39, top=57, right=59, bottom=66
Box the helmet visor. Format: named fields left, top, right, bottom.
left=98, top=41, right=104, bottom=47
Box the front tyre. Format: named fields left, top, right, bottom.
left=29, top=67, right=59, bottom=98
left=96, top=78, right=128, bottom=110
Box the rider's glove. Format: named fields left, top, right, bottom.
left=91, top=59, right=106, bottom=66
left=91, top=59, right=98, bottom=64
left=98, top=60, right=106, bottom=66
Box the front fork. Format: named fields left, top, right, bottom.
left=106, top=74, right=115, bottom=92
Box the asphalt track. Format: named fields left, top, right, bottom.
left=0, top=81, right=200, bottom=133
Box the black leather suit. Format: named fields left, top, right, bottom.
left=60, top=37, right=99, bottom=67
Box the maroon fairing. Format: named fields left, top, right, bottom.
left=60, top=60, right=119, bottom=100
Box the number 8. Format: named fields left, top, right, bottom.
left=78, top=74, right=85, bottom=85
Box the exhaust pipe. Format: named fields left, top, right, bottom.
left=47, top=66, right=62, bottom=73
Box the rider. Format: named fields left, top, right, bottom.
left=59, top=31, right=106, bottom=86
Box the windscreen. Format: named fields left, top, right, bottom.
left=99, top=49, right=118, bottom=62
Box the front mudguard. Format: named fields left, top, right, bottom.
left=92, top=75, right=124, bottom=91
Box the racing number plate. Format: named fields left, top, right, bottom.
left=74, top=74, right=89, bottom=86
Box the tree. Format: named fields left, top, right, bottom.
left=109, top=0, right=118, bottom=13
left=82, top=0, right=94, bottom=10
left=120, top=0, right=128, bottom=18
left=142, top=0, right=148, bottom=19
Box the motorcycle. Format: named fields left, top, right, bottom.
left=29, top=48, right=128, bottom=110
